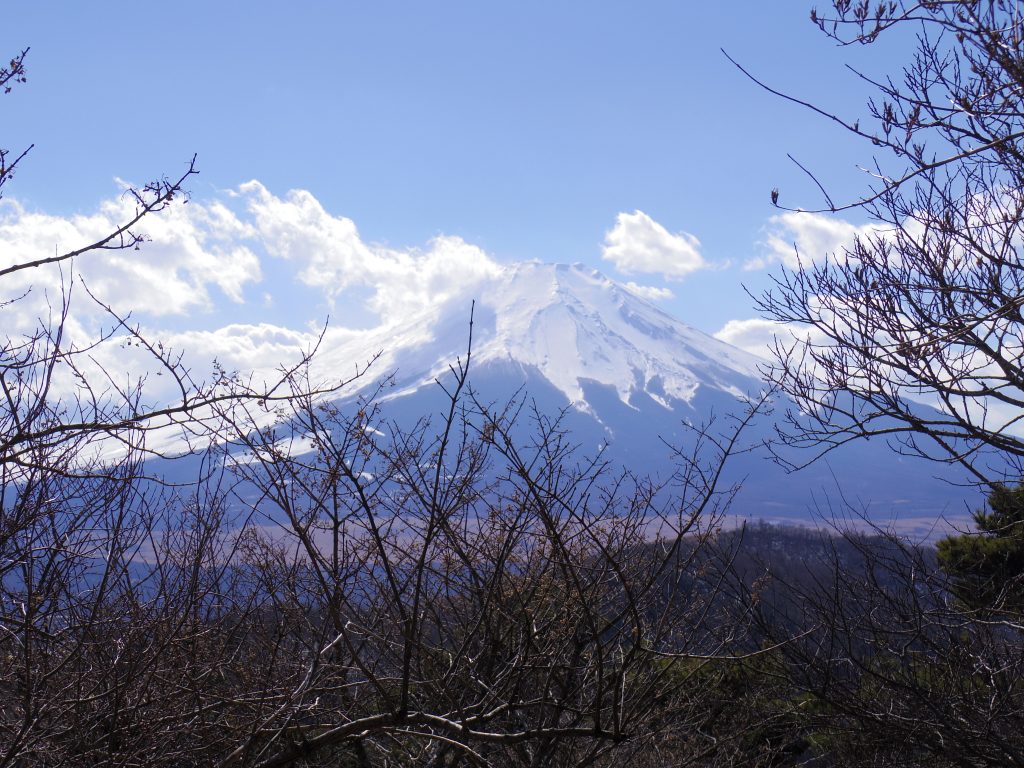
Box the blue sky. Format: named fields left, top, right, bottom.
left=2, top=2, right=901, bottom=362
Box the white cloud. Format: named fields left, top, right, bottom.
left=0, top=194, right=262, bottom=317
left=0, top=180, right=517, bottom=462
left=0, top=180, right=511, bottom=418
left=748, top=211, right=887, bottom=270
left=237, top=182, right=374, bottom=295
left=623, top=281, right=674, bottom=301
left=715, top=318, right=1024, bottom=442
left=165, top=323, right=327, bottom=375
left=0, top=180, right=505, bottom=349
left=601, top=210, right=706, bottom=280
left=714, top=317, right=826, bottom=360
left=714, top=318, right=779, bottom=358
left=239, top=181, right=501, bottom=324
left=0, top=192, right=268, bottom=413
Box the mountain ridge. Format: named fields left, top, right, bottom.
left=323, top=261, right=766, bottom=416
left=207, top=260, right=978, bottom=539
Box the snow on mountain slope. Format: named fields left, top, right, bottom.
left=319, top=262, right=765, bottom=412
left=299, top=261, right=980, bottom=536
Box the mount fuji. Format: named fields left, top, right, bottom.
left=285, top=262, right=980, bottom=536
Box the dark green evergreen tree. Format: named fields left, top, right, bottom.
left=937, top=484, right=1024, bottom=612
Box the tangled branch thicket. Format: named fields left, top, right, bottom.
left=0, top=229, right=767, bottom=765
left=750, top=2, right=1024, bottom=484
left=0, top=347, right=767, bottom=765
left=7, top=6, right=1024, bottom=763
left=733, top=3, right=1024, bottom=765
left=0, top=49, right=777, bottom=765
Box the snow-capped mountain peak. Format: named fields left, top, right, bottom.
left=234, top=260, right=972, bottom=534
left=472, top=262, right=762, bottom=407
left=321, top=262, right=764, bottom=412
